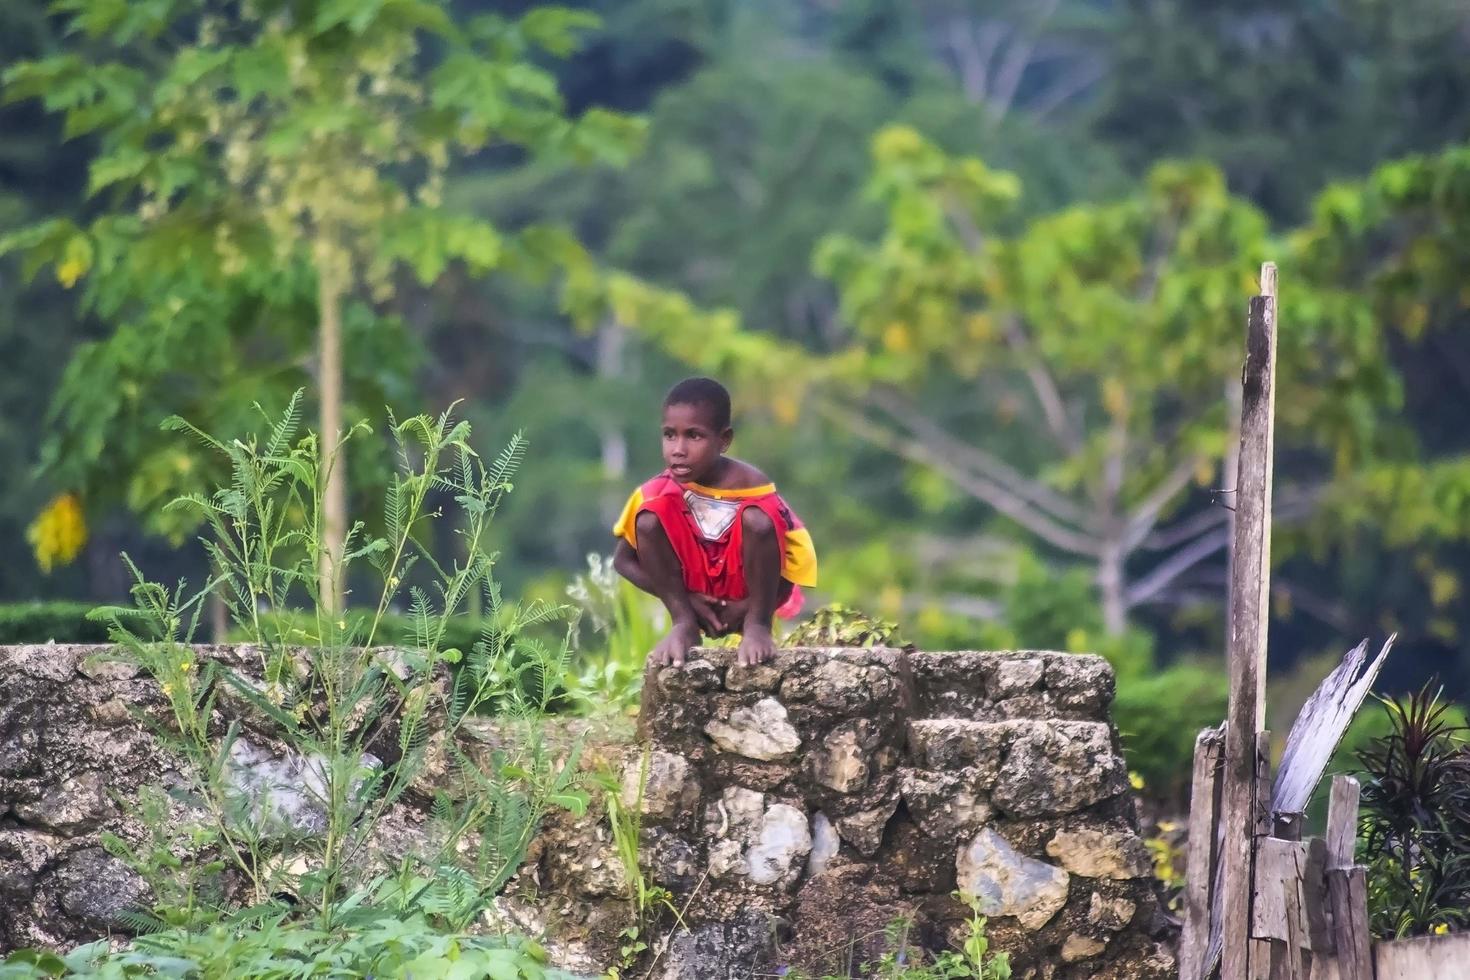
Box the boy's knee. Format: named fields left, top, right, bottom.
left=742, top=507, right=776, bottom=538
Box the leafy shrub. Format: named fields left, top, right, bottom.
left=1113, top=661, right=1229, bottom=804
left=1356, top=683, right=1470, bottom=938
left=0, top=601, right=113, bottom=643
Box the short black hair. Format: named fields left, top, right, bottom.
left=663, top=376, right=732, bottom=430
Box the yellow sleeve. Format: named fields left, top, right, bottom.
left=612, top=488, right=645, bottom=549
left=783, top=526, right=818, bottom=587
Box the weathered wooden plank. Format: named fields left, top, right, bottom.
left=1222, top=264, right=1279, bottom=980
left=1253, top=838, right=1303, bottom=942
left=1326, top=867, right=1372, bottom=980
left=1271, top=638, right=1394, bottom=816
left=1324, top=776, right=1360, bottom=871
left=1374, top=931, right=1470, bottom=980
left=1181, top=726, right=1225, bottom=980
left=1303, top=837, right=1330, bottom=952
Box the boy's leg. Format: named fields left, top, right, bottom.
left=736, top=507, right=781, bottom=666
left=634, top=510, right=703, bottom=667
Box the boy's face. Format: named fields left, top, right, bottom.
left=661, top=401, right=731, bottom=484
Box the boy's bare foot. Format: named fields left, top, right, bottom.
left=737, top=622, right=777, bottom=666
left=650, top=619, right=702, bottom=667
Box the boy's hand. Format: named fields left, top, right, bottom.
left=689, top=594, right=728, bottom=637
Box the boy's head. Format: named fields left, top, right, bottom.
left=661, top=377, right=732, bottom=483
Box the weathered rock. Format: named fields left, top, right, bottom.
left=704, top=698, right=801, bottom=761
left=724, top=663, right=781, bottom=693
left=223, top=738, right=382, bottom=836
left=55, top=847, right=148, bottom=931
left=808, top=726, right=869, bottom=793
left=1062, top=932, right=1108, bottom=962
left=1046, top=827, right=1151, bottom=880
left=14, top=772, right=112, bottom=834
left=621, top=750, right=698, bottom=822
left=899, top=768, right=993, bottom=842
left=805, top=812, right=840, bottom=878
left=991, top=657, right=1045, bottom=698
left=906, top=719, right=1008, bottom=771
left=834, top=794, right=898, bottom=857
left=956, top=828, right=1070, bottom=931
left=745, top=803, right=811, bottom=888
left=650, top=909, right=777, bottom=979
left=992, top=721, right=1127, bottom=817
left=1045, top=654, right=1115, bottom=714
left=1089, top=891, right=1137, bottom=931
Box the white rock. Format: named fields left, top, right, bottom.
left=704, top=698, right=801, bottom=760
left=746, top=803, right=812, bottom=886
left=806, top=811, right=840, bottom=878
left=956, top=827, right=1070, bottom=930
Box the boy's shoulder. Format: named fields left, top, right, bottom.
left=721, top=457, right=771, bottom=488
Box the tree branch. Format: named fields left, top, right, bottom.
left=866, top=386, right=1094, bottom=530
left=1123, top=456, right=1205, bottom=551
left=1125, top=525, right=1233, bottom=609
left=1003, top=316, right=1082, bottom=454
left=817, top=397, right=1102, bottom=558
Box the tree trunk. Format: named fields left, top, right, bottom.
left=1098, top=541, right=1127, bottom=636
left=317, top=257, right=347, bottom=615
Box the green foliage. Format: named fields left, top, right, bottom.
left=564, top=552, right=664, bottom=713
left=86, top=393, right=588, bottom=939
left=784, top=603, right=903, bottom=648
left=1114, top=661, right=1229, bottom=804
left=1356, top=684, right=1470, bottom=939
left=601, top=750, right=678, bottom=976
left=0, top=0, right=642, bottom=562
left=0, top=909, right=574, bottom=979
left=0, top=601, right=113, bottom=643
left=784, top=892, right=1011, bottom=980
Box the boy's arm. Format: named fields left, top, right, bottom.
left=614, top=539, right=725, bottom=635
left=612, top=539, right=655, bottom=595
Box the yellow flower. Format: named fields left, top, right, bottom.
left=1433, top=923, right=1449, bottom=936
left=161, top=682, right=174, bottom=697
left=179, top=661, right=193, bottom=672
left=27, top=493, right=88, bottom=573
left=1129, top=771, right=1146, bottom=791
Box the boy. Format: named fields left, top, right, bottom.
left=612, top=377, right=817, bottom=668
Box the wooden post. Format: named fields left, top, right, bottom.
left=1325, top=775, right=1372, bottom=980
left=1181, top=727, right=1225, bottom=980
left=1221, top=262, right=1280, bottom=980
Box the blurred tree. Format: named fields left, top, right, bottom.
left=1096, top=0, right=1470, bottom=221
left=2, top=0, right=642, bottom=610
left=577, top=125, right=1404, bottom=638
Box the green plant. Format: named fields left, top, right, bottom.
left=779, top=892, right=1010, bottom=980
left=1356, top=683, right=1470, bottom=939
left=784, top=604, right=902, bottom=648
left=0, top=907, right=581, bottom=979
left=565, top=552, right=664, bottom=713
left=85, top=393, right=588, bottom=945
left=602, top=749, right=678, bottom=975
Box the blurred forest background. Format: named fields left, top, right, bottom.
left=6, top=0, right=1470, bottom=794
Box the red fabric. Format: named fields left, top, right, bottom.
left=636, top=485, right=793, bottom=605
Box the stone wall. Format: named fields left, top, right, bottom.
left=0, top=644, right=1174, bottom=978
left=503, top=648, right=1176, bottom=979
